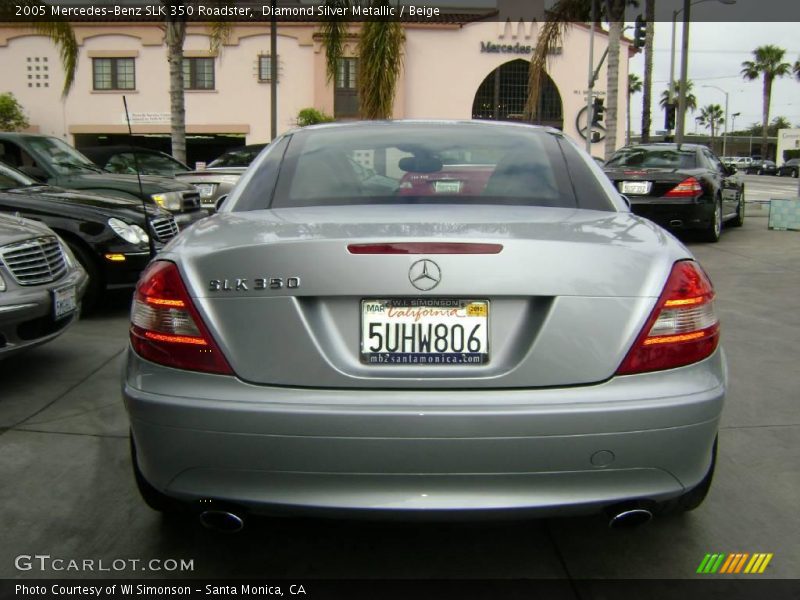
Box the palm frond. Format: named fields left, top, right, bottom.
left=357, top=0, right=404, bottom=120
left=208, top=21, right=232, bottom=55
left=319, top=0, right=352, bottom=84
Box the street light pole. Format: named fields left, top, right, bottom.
left=703, top=84, right=729, bottom=156
left=675, top=0, right=691, bottom=144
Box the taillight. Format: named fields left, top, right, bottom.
left=130, top=261, right=233, bottom=374
left=664, top=176, right=703, bottom=198
left=617, top=260, right=719, bottom=375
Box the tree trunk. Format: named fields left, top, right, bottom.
left=604, top=18, right=622, bottom=160
left=166, top=18, right=187, bottom=164
left=640, top=0, right=654, bottom=143
left=761, top=75, right=771, bottom=160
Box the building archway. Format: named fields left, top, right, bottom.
left=472, top=59, right=563, bottom=129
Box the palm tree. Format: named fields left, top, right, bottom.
left=640, top=0, right=654, bottom=143
left=795, top=57, right=800, bottom=80
left=659, top=81, right=697, bottom=113
left=741, top=45, right=792, bottom=160
left=696, top=104, right=724, bottom=151
left=6, top=1, right=78, bottom=97
left=526, top=0, right=632, bottom=159
left=165, top=11, right=229, bottom=164
left=320, top=0, right=404, bottom=120
left=627, top=73, right=642, bottom=145
left=357, top=2, right=404, bottom=120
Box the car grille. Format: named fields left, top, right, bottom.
left=181, top=190, right=201, bottom=211
left=150, top=216, right=179, bottom=243
left=0, top=236, right=67, bottom=285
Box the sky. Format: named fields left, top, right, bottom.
left=628, top=22, right=800, bottom=136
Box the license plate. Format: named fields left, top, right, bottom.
left=434, top=180, right=462, bottom=194
left=194, top=183, right=216, bottom=198
left=361, top=298, right=489, bottom=365
left=53, top=286, right=77, bottom=319
left=620, top=181, right=652, bottom=195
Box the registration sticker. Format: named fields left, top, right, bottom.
left=361, top=298, right=489, bottom=365
left=53, top=286, right=77, bottom=319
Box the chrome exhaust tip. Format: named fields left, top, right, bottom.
left=199, top=510, right=245, bottom=533
left=608, top=508, right=653, bottom=529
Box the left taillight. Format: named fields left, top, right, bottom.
left=130, top=260, right=233, bottom=375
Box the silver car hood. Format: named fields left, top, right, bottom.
left=160, top=205, right=693, bottom=389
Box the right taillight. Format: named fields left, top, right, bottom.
left=617, top=260, right=719, bottom=375
left=130, top=260, right=233, bottom=375
left=664, top=176, right=703, bottom=198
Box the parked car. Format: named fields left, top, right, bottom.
left=81, top=145, right=190, bottom=177
left=729, top=156, right=753, bottom=171
left=0, top=133, right=206, bottom=229
left=0, top=161, right=179, bottom=309
left=604, top=143, right=745, bottom=242
left=175, top=144, right=267, bottom=210
left=0, top=212, right=88, bottom=358
left=776, top=158, right=800, bottom=178
left=124, top=121, right=725, bottom=530
left=743, top=159, right=777, bottom=176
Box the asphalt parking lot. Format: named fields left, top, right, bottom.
left=1, top=180, right=798, bottom=590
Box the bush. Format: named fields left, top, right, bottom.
left=0, top=93, right=30, bottom=132
left=296, top=108, right=334, bottom=127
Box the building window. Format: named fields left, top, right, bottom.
left=335, top=58, right=358, bottom=90
left=92, top=58, right=135, bottom=90
left=334, top=58, right=359, bottom=119
left=258, top=55, right=279, bottom=83
left=183, top=57, right=215, bottom=90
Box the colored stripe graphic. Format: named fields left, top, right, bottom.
left=699, top=553, right=773, bottom=575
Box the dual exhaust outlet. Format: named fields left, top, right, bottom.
left=197, top=505, right=654, bottom=532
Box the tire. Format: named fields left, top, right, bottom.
left=700, top=197, right=722, bottom=243
left=658, top=437, right=717, bottom=515
left=731, top=190, right=745, bottom=227
left=130, top=433, right=182, bottom=514
left=65, top=241, right=102, bottom=313
left=757, top=169, right=763, bottom=176
left=793, top=169, right=799, bottom=178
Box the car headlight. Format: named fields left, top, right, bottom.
left=151, top=191, right=183, bottom=211
left=108, top=218, right=150, bottom=245
left=58, top=240, right=77, bottom=269
left=0, top=270, right=6, bottom=292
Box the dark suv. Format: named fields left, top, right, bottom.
left=0, top=161, right=179, bottom=309
left=0, top=133, right=207, bottom=229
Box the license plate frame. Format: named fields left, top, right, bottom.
left=360, top=298, right=489, bottom=365
left=620, top=181, right=652, bottom=195
left=433, top=180, right=463, bottom=194
left=53, top=285, right=77, bottom=319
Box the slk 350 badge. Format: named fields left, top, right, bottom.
left=209, top=277, right=301, bottom=291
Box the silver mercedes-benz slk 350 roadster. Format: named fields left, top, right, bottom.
left=122, top=121, right=725, bottom=531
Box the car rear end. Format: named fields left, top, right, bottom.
left=604, top=145, right=716, bottom=233
left=123, top=123, right=725, bottom=520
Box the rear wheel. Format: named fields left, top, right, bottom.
left=658, top=437, right=717, bottom=515
left=700, top=197, right=722, bottom=243
left=731, top=190, right=745, bottom=227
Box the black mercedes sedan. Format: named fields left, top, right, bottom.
left=0, top=161, right=179, bottom=310
left=604, top=143, right=745, bottom=242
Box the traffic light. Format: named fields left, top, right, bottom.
left=592, top=97, right=605, bottom=125
left=633, top=15, right=646, bottom=49
left=664, top=103, right=676, bottom=130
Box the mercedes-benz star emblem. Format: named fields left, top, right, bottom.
left=409, top=259, right=441, bottom=291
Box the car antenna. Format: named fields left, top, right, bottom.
left=123, top=95, right=156, bottom=259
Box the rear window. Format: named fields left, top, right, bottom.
left=251, top=124, right=609, bottom=211
left=606, top=147, right=697, bottom=169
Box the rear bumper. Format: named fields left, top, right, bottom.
left=123, top=348, right=726, bottom=517
left=630, top=198, right=715, bottom=231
